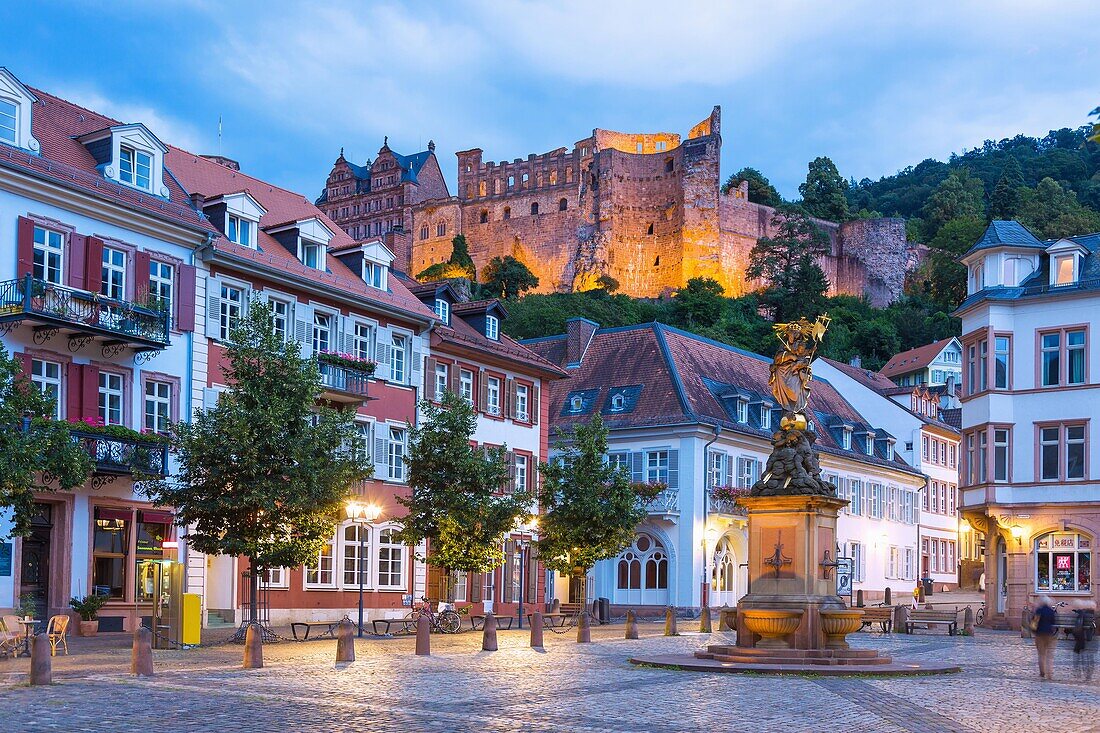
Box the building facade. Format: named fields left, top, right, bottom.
left=957, top=220, right=1100, bottom=628
left=524, top=319, right=926, bottom=612
left=323, top=109, right=919, bottom=304
left=880, top=337, right=963, bottom=388
left=0, top=69, right=212, bottom=630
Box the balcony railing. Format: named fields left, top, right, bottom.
left=72, top=430, right=169, bottom=478
left=318, top=360, right=371, bottom=403
left=707, top=492, right=747, bottom=516
left=0, top=275, right=170, bottom=350
left=644, top=489, right=680, bottom=516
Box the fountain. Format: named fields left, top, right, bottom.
left=630, top=315, right=959, bottom=675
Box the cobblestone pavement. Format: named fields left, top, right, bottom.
left=1, top=623, right=1097, bottom=732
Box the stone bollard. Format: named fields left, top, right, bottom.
left=699, top=606, right=712, bottom=633
left=243, top=623, right=263, bottom=669
left=576, top=611, right=592, bottom=643
left=917, top=586, right=926, bottom=605
left=625, top=609, right=639, bottom=640
left=131, top=627, right=154, bottom=677
left=664, top=607, right=678, bottom=636
left=856, top=590, right=865, bottom=608
left=415, top=613, right=431, bottom=656
left=892, top=604, right=909, bottom=635
left=29, top=633, right=51, bottom=686
left=884, top=587, right=892, bottom=606
left=482, top=612, right=498, bottom=652
left=963, top=606, right=975, bottom=635
left=550, top=598, right=561, bottom=613
left=530, top=612, right=544, bottom=649
left=1021, top=608, right=1032, bottom=639
left=335, top=619, right=355, bottom=664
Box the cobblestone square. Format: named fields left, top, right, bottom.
left=1, top=624, right=1097, bottom=732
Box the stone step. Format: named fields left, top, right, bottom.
left=704, top=645, right=881, bottom=660
left=702, top=652, right=894, bottom=666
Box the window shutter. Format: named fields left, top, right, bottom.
left=16, top=216, right=35, bottom=278
left=530, top=384, right=539, bottom=425
left=203, top=387, right=222, bottom=411
left=425, top=357, right=439, bottom=396
left=667, top=449, right=679, bottom=488
left=295, top=303, right=315, bottom=357
left=506, top=451, right=516, bottom=493
left=478, top=371, right=488, bottom=413
left=750, top=458, right=760, bottom=485
left=205, top=277, right=222, bottom=341
left=503, top=541, right=514, bottom=603
left=631, top=452, right=644, bottom=484
left=85, top=237, right=103, bottom=293
left=134, top=250, right=151, bottom=302
left=471, top=573, right=482, bottom=603
left=81, top=364, right=100, bottom=420
left=505, top=378, right=515, bottom=419
left=67, top=233, right=87, bottom=290
left=373, top=328, right=391, bottom=381
left=374, top=432, right=389, bottom=479
left=65, top=363, right=83, bottom=419
left=449, top=363, right=461, bottom=393
left=177, top=264, right=196, bottom=332
left=411, top=341, right=423, bottom=379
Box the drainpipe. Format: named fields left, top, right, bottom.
left=700, top=423, right=721, bottom=610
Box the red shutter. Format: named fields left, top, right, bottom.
left=134, top=250, right=151, bottom=302
left=177, top=264, right=196, bottom=332
left=85, top=237, right=104, bottom=295
left=66, top=363, right=83, bottom=420
left=16, top=216, right=35, bottom=278
left=68, top=234, right=87, bottom=290
left=81, top=364, right=100, bottom=420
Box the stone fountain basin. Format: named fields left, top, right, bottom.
left=741, top=608, right=804, bottom=639
left=820, top=609, right=865, bottom=636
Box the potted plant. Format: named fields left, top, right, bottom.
left=16, top=592, right=38, bottom=621
left=69, top=593, right=109, bottom=636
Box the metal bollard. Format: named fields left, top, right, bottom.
left=576, top=610, right=591, bottom=643
left=699, top=606, right=712, bottom=633
left=131, top=627, right=154, bottom=677
left=664, top=607, right=678, bottom=636
left=530, top=612, right=544, bottom=648
left=482, top=612, right=498, bottom=652
left=30, top=633, right=51, bottom=686
left=625, top=609, right=639, bottom=640
left=415, top=613, right=431, bottom=656
left=884, top=587, right=892, bottom=606
left=243, top=623, right=263, bottom=669
left=856, top=590, right=865, bottom=607
left=336, top=619, right=355, bottom=663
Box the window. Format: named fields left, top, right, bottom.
left=760, top=406, right=771, bottom=430
left=32, top=226, right=64, bottom=284
left=1040, top=426, right=1060, bottom=481
left=1067, top=425, right=1086, bottom=480
left=0, top=98, right=15, bottom=144
left=436, top=222, right=446, bottom=237
left=219, top=284, right=243, bottom=341
left=503, top=206, right=511, bottom=220
left=486, top=376, right=501, bottom=415
left=841, top=428, right=852, bottom=450
left=656, top=141, right=666, bottom=152
left=433, top=298, right=449, bottom=324
left=646, top=450, right=669, bottom=484
left=92, top=509, right=130, bottom=598
left=353, top=421, right=372, bottom=462
left=966, top=344, right=977, bottom=394
left=978, top=340, right=988, bottom=392
left=377, top=528, right=405, bottom=588
left=387, top=426, right=407, bottom=481
left=390, top=333, right=407, bottom=383
left=342, top=523, right=370, bottom=587
left=420, top=225, right=429, bottom=240
left=31, top=359, right=62, bottom=419
left=259, top=568, right=287, bottom=588
left=636, top=142, right=644, bottom=153
left=530, top=202, right=539, bottom=216
left=849, top=479, right=863, bottom=515
left=1037, top=533, right=1093, bottom=593
left=364, top=260, right=387, bottom=290
left=479, top=210, right=488, bottom=224
left=1053, top=255, right=1075, bottom=285
left=305, top=535, right=335, bottom=587
left=459, top=369, right=474, bottom=404
left=708, top=451, right=726, bottom=489
left=485, top=315, right=499, bottom=340
left=227, top=215, right=254, bottom=247
left=850, top=541, right=864, bottom=582
left=434, top=363, right=448, bottom=401
left=99, top=372, right=124, bottom=426
left=514, top=454, right=528, bottom=493
left=993, top=429, right=1009, bottom=482
left=1068, top=330, right=1086, bottom=385
left=1042, top=333, right=1060, bottom=387
left=994, top=336, right=1010, bottom=389
left=454, top=571, right=468, bottom=602
left=301, top=240, right=323, bottom=269
left=559, top=198, right=568, bottom=211
left=609, top=452, right=630, bottom=475
left=610, top=393, right=625, bottom=412
left=735, top=399, right=747, bottom=424
left=737, top=457, right=759, bottom=488
left=978, top=431, right=988, bottom=482
left=869, top=483, right=884, bottom=518
left=269, top=298, right=290, bottom=342
left=312, top=312, right=332, bottom=353
left=144, top=380, right=171, bottom=435
left=101, top=247, right=126, bottom=300
left=149, top=261, right=174, bottom=317
left=515, top=384, right=529, bottom=421
left=119, top=146, right=151, bottom=190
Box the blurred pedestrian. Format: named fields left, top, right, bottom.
left=1072, top=599, right=1096, bottom=682
left=1031, top=595, right=1058, bottom=680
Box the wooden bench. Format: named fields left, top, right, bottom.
left=371, top=617, right=418, bottom=636
left=859, top=606, right=893, bottom=633
left=290, top=621, right=343, bottom=641
left=470, top=615, right=515, bottom=631
left=906, top=609, right=959, bottom=635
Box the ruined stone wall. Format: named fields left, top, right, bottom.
left=836, top=218, right=911, bottom=307
left=408, top=197, right=463, bottom=276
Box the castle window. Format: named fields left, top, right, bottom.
left=558, top=198, right=567, bottom=212
left=522, top=172, right=529, bottom=184
left=465, top=163, right=472, bottom=173
left=436, top=222, right=446, bottom=237
left=479, top=210, right=489, bottom=224
left=420, top=225, right=429, bottom=240
left=647, top=223, right=654, bottom=235
left=508, top=175, right=515, bottom=187
left=550, top=170, right=558, bottom=185
left=465, top=184, right=473, bottom=199
left=636, top=142, right=643, bottom=153
left=656, top=141, right=667, bottom=152
left=581, top=146, right=588, bottom=156
left=530, top=202, right=539, bottom=216
left=654, top=256, right=660, bottom=267
left=503, top=207, right=511, bottom=220
left=665, top=158, right=674, bottom=173
left=566, top=168, right=573, bottom=183
left=590, top=174, right=597, bottom=188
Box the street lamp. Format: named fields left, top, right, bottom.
left=346, top=500, right=382, bottom=637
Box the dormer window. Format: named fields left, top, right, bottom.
left=969, top=262, right=985, bottom=292
left=485, top=314, right=499, bottom=340
left=434, top=298, right=450, bottom=324
left=227, top=215, right=254, bottom=247
left=885, top=441, right=895, bottom=461
left=610, top=394, right=626, bottom=412
left=119, top=145, right=152, bottom=190
left=0, top=99, right=16, bottom=144
left=0, top=69, right=40, bottom=152
left=364, top=260, right=387, bottom=289
left=1053, top=254, right=1076, bottom=285
left=569, top=395, right=583, bottom=412
left=864, top=436, right=874, bottom=456
left=300, top=239, right=325, bottom=270
left=77, top=123, right=169, bottom=197
left=735, top=399, right=748, bottom=424
left=841, top=428, right=852, bottom=450
left=760, top=406, right=771, bottom=430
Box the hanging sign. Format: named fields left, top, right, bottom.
left=0, top=542, right=11, bottom=577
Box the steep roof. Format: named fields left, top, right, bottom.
left=964, top=220, right=1045, bottom=256
left=879, top=338, right=957, bottom=379
left=524, top=323, right=921, bottom=476
left=821, top=357, right=899, bottom=393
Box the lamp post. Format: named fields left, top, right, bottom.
left=516, top=539, right=527, bottom=629
left=346, top=500, right=382, bottom=638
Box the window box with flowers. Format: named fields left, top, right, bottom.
left=708, top=485, right=749, bottom=515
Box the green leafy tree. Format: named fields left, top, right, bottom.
left=595, top=274, right=620, bottom=293
left=536, top=416, right=648, bottom=597
left=671, top=277, right=725, bottom=328
left=417, top=234, right=477, bottom=282
left=397, top=391, right=530, bottom=598
left=746, top=206, right=832, bottom=321
left=920, top=169, right=986, bottom=240
left=1090, top=106, right=1100, bottom=144
left=722, top=167, right=782, bottom=207
left=0, top=345, right=91, bottom=538
left=482, top=255, right=540, bottom=298
left=989, top=157, right=1025, bottom=219
left=1017, top=177, right=1100, bottom=240
left=799, top=156, right=850, bottom=221
left=906, top=216, right=987, bottom=311
left=144, top=302, right=368, bottom=622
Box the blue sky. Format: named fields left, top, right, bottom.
left=4, top=1, right=1099, bottom=200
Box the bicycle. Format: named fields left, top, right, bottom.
left=975, top=602, right=985, bottom=626
left=410, top=597, right=462, bottom=634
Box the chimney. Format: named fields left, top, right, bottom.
left=566, top=318, right=599, bottom=368
left=849, top=355, right=862, bottom=368
left=189, top=192, right=205, bottom=210
left=200, top=154, right=240, bottom=171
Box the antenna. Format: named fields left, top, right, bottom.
left=218, top=115, right=223, bottom=155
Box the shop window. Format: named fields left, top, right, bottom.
left=135, top=512, right=171, bottom=602
left=1035, top=532, right=1091, bottom=593
left=92, top=508, right=130, bottom=598
left=377, top=527, right=405, bottom=588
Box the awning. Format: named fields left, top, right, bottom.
left=95, top=507, right=132, bottom=522
left=139, top=510, right=174, bottom=525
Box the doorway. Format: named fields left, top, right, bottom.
left=19, top=503, right=54, bottom=619
left=996, top=537, right=1007, bottom=614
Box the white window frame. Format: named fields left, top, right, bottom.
left=144, top=380, right=171, bottom=435
left=300, top=239, right=325, bottom=270
left=99, top=371, right=124, bottom=426
left=646, top=450, right=669, bottom=484
left=434, top=363, right=448, bottom=401
left=268, top=297, right=291, bottom=343
left=119, top=145, right=152, bottom=190
left=390, top=333, right=408, bottom=384
left=841, top=428, right=852, bottom=450
left=708, top=451, right=726, bottom=489
left=434, top=298, right=449, bottom=324
left=148, top=260, right=174, bottom=317
left=759, top=405, right=771, bottom=430
left=459, top=369, right=474, bottom=404
left=352, top=321, right=375, bottom=361
left=219, top=283, right=244, bottom=341
left=387, top=425, right=407, bottom=482
left=304, top=532, right=337, bottom=588
left=376, top=526, right=406, bottom=589
left=515, top=383, right=529, bottom=422
left=226, top=214, right=255, bottom=247
left=32, top=226, right=64, bottom=285
left=485, top=314, right=499, bottom=340
left=341, top=522, right=371, bottom=589
left=0, top=97, right=16, bottom=145
left=486, top=376, right=501, bottom=416
left=312, top=311, right=333, bottom=354
left=30, top=358, right=62, bottom=420
left=514, top=454, right=528, bottom=493
left=260, top=567, right=288, bottom=589
left=735, top=399, right=747, bottom=424
left=101, top=246, right=126, bottom=300
left=364, top=260, right=388, bottom=290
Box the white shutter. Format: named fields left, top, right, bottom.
left=295, top=303, right=315, bottom=357
left=374, top=431, right=389, bottom=480
left=203, top=387, right=222, bottom=411
left=205, top=276, right=221, bottom=340
left=374, top=327, right=392, bottom=381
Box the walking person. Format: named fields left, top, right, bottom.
left=1072, top=599, right=1096, bottom=683
left=1031, top=595, right=1058, bottom=680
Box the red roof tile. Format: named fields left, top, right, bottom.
left=880, top=338, right=956, bottom=378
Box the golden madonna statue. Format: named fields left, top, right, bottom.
left=768, top=314, right=831, bottom=429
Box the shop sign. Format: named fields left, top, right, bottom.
left=1055, top=554, right=1073, bottom=571
left=402, top=594, right=414, bottom=607
left=1051, top=534, right=1077, bottom=550
left=0, top=542, right=11, bottom=577
left=835, top=557, right=853, bottom=597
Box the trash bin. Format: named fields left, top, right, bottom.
left=922, top=578, right=934, bottom=596
left=593, top=597, right=610, bottom=624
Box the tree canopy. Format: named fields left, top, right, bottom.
left=799, top=156, right=850, bottom=221
left=482, top=255, right=540, bottom=299
left=745, top=205, right=831, bottom=322
left=417, top=234, right=477, bottom=282
left=721, top=167, right=783, bottom=207
left=0, top=345, right=91, bottom=538
left=671, top=277, right=725, bottom=327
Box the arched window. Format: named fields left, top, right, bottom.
left=712, top=537, right=737, bottom=592
left=610, top=393, right=626, bottom=411
left=436, top=221, right=446, bottom=237
left=615, top=533, right=668, bottom=591
left=617, top=550, right=641, bottom=590
left=1035, top=532, right=1091, bottom=593
left=376, top=527, right=405, bottom=588
left=558, top=198, right=568, bottom=211
left=419, top=225, right=429, bottom=240
left=479, top=210, right=489, bottom=224
left=503, top=206, right=511, bottom=220
left=530, top=202, right=539, bottom=216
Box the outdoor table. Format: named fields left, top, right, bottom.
left=17, top=619, right=39, bottom=657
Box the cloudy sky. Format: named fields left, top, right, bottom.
left=5, top=1, right=1098, bottom=199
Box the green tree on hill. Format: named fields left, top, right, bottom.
left=483, top=255, right=540, bottom=299
left=417, top=234, right=477, bottom=282
left=671, top=277, right=725, bottom=327
left=919, top=169, right=986, bottom=241
left=1017, top=177, right=1100, bottom=240
left=989, top=157, right=1025, bottom=219
left=746, top=206, right=831, bottom=321
left=722, top=167, right=783, bottom=207
left=799, top=156, right=850, bottom=221
left=906, top=216, right=987, bottom=311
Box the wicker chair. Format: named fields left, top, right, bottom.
left=45, top=615, right=70, bottom=656
left=0, top=617, right=20, bottom=658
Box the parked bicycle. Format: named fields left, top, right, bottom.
left=975, top=601, right=985, bottom=626
left=410, top=597, right=462, bottom=634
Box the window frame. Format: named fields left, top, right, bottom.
left=485, top=314, right=500, bottom=340
left=119, top=145, right=152, bottom=190
left=143, top=379, right=172, bottom=435
left=98, top=370, right=125, bottom=426
left=32, top=225, right=65, bottom=285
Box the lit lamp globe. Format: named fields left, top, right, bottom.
left=346, top=501, right=382, bottom=524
